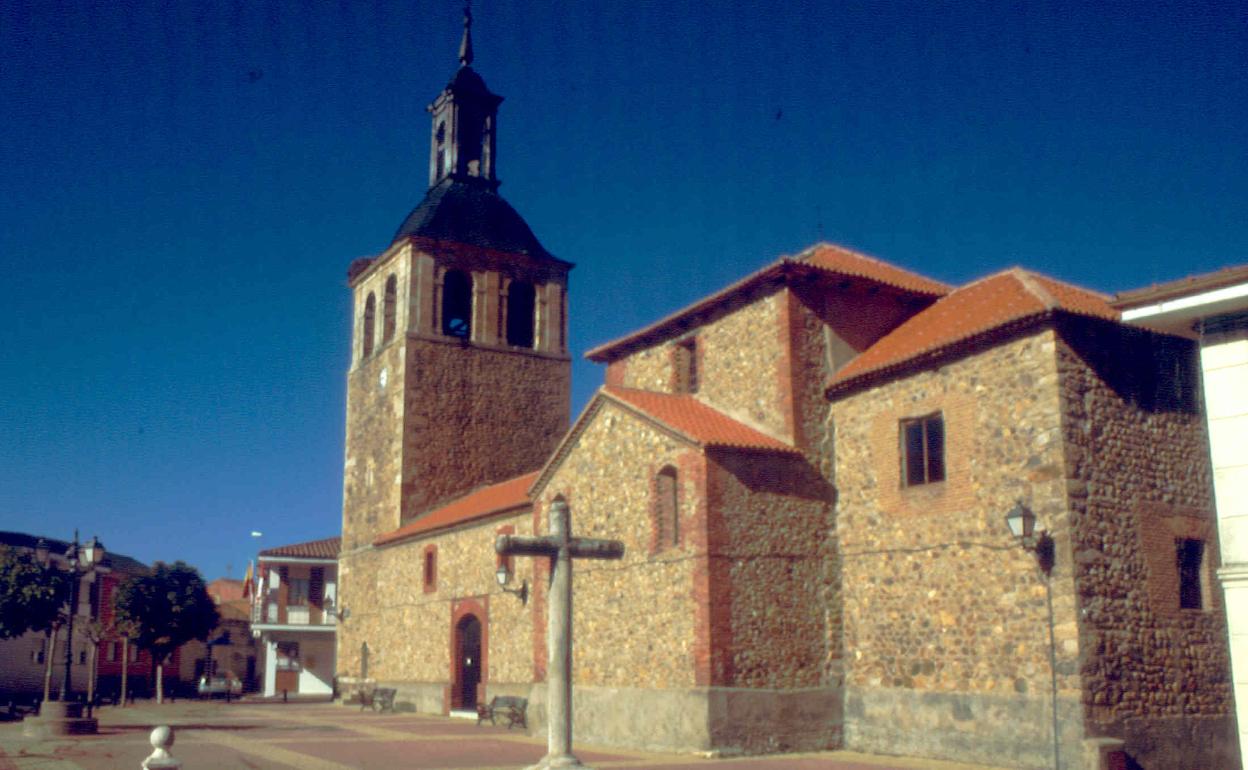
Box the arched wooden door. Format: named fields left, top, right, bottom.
left=453, top=614, right=482, bottom=709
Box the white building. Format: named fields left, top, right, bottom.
left=1116, top=264, right=1248, bottom=767
left=250, top=536, right=340, bottom=698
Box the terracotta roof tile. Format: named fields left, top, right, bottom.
left=374, top=471, right=538, bottom=547
left=586, top=243, right=948, bottom=363
left=259, top=536, right=341, bottom=560
left=1112, top=263, right=1248, bottom=309
left=602, top=387, right=798, bottom=454
left=801, top=243, right=952, bottom=296
left=828, top=268, right=1118, bottom=395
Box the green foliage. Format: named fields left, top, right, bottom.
left=0, top=545, right=69, bottom=640
left=113, top=561, right=219, bottom=664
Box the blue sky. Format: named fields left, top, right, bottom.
left=2, top=0, right=1245, bottom=582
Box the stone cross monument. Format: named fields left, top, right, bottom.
left=496, top=498, right=624, bottom=770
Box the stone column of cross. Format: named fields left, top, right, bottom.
left=496, top=498, right=624, bottom=770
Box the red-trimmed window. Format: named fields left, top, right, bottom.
left=655, top=466, right=679, bottom=549
left=423, top=545, right=437, bottom=593
left=900, top=413, right=945, bottom=487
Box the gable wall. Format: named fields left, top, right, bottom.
left=615, top=291, right=791, bottom=440
left=832, top=328, right=1080, bottom=768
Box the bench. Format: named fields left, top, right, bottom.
left=476, top=695, right=527, bottom=729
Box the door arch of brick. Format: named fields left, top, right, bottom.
left=449, top=598, right=488, bottom=709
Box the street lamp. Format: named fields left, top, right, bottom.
left=495, top=562, right=528, bottom=605
left=61, top=532, right=104, bottom=703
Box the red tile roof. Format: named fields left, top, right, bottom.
left=803, top=243, right=952, bottom=296
left=1112, top=263, right=1248, bottom=309
left=603, top=387, right=798, bottom=454
left=828, top=268, right=1119, bottom=395
left=585, top=243, right=948, bottom=363
left=374, top=471, right=538, bottom=547
left=259, top=536, right=341, bottom=560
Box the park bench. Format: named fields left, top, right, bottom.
left=476, top=695, right=527, bottom=729
left=360, top=687, right=397, bottom=713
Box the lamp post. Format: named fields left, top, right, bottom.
left=23, top=532, right=104, bottom=738
left=60, top=532, right=104, bottom=703
left=1004, top=501, right=1059, bottom=770
left=494, top=562, right=528, bottom=605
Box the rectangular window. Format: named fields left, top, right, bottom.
left=288, top=577, right=310, bottom=607
left=900, top=413, right=945, bottom=486
left=1177, top=538, right=1204, bottom=610
left=129, top=644, right=138, bottom=663
left=106, top=642, right=118, bottom=662
left=674, top=339, right=698, bottom=394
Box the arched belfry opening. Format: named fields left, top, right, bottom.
left=506, top=280, right=536, bottom=348
left=362, top=292, right=376, bottom=358
left=442, top=269, right=472, bottom=338
left=453, top=613, right=482, bottom=708
left=382, top=274, right=397, bottom=343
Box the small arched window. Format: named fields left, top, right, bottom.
left=655, top=466, right=679, bottom=549
left=423, top=546, right=438, bottom=593
left=442, top=269, right=472, bottom=339
left=362, top=292, right=376, bottom=358
left=506, top=280, right=536, bottom=348
left=382, top=274, right=397, bottom=343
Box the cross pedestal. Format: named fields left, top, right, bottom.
left=496, top=498, right=624, bottom=770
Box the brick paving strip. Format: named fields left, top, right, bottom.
left=0, top=703, right=1015, bottom=770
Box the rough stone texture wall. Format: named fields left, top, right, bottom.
left=341, top=241, right=570, bottom=549
left=342, top=322, right=408, bottom=550
left=527, top=400, right=840, bottom=753
left=400, top=336, right=568, bottom=521
left=617, top=291, right=789, bottom=439
left=539, top=401, right=703, bottom=692
left=336, top=509, right=535, bottom=713
left=704, top=451, right=831, bottom=690
left=833, top=329, right=1084, bottom=769
left=1056, top=317, right=1238, bottom=770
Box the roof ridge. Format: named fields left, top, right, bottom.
left=1012, top=268, right=1059, bottom=310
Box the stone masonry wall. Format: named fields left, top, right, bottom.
left=538, top=400, right=703, bottom=691
left=336, top=508, right=535, bottom=713
left=618, top=291, right=790, bottom=440
left=833, top=329, right=1083, bottom=769
left=342, top=242, right=414, bottom=551
left=1056, top=317, right=1237, bottom=770
left=400, top=337, right=568, bottom=522
left=705, top=450, right=832, bottom=690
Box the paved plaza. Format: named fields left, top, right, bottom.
left=0, top=701, right=1014, bottom=770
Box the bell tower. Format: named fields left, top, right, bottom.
left=339, top=7, right=572, bottom=554
left=427, top=4, right=501, bottom=190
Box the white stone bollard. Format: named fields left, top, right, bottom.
left=141, top=725, right=182, bottom=769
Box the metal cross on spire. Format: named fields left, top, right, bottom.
left=496, top=498, right=624, bottom=769
left=458, top=0, right=474, bottom=67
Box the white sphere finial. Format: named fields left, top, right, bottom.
left=142, top=725, right=182, bottom=769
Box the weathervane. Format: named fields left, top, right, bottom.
left=458, top=0, right=474, bottom=67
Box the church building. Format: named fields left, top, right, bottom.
left=335, top=13, right=1239, bottom=770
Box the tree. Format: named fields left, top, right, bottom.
left=113, top=561, right=219, bottom=704
left=0, top=545, right=70, bottom=703
left=0, top=545, right=68, bottom=640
